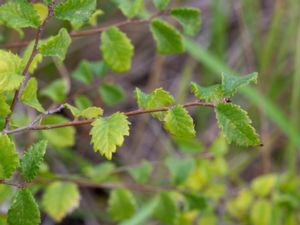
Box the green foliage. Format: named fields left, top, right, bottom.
left=21, top=42, right=43, bottom=74
left=250, top=199, right=272, bottom=225
left=21, top=78, right=45, bottom=113
left=0, top=1, right=41, bottom=29
left=0, top=95, right=10, bottom=116
left=222, top=72, right=258, bottom=97
left=170, top=7, right=201, bottom=36
left=191, top=82, right=223, bottom=102
left=114, top=0, right=144, bottom=18
left=54, top=0, right=96, bottom=24
left=153, top=192, right=178, bottom=225
left=41, top=115, right=75, bottom=148
left=7, top=188, right=40, bottom=225
left=38, top=28, right=71, bottom=61
left=99, top=83, right=125, bottom=106
left=19, top=140, right=48, bottom=180
left=90, top=112, right=130, bottom=160
left=108, top=188, right=136, bottom=221
left=129, top=160, right=152, bottom=184
left=72, top=60, right=94, bottom=84
left=0, top=50, right=24, bottom=93
left=42, top=182, right=80, bottom=222
left=215, top=103, right=261, bottom=147
left=153, top=0, right=170, bottom=10
left=101, top=26, right=134, bottom=72
left=251, top=174, right=277, bottom=197
left=164, top=105, right=195, bottom=138
left=166, top=157, right=195, bottom=185
left=135, top=88, right=174, bottom=120
left=150, top=19, right=184, bottom=54
left=41, top=79, right=67, bottom=103
left=0, top=134, right=19, bottom=180
left=65, top=104, right=103, bottom=119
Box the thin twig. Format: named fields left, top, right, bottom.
left=3, top=101, right=215, bottom=134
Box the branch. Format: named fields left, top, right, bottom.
left=3, top=101, right=215, bottom=134
left=3, top=2, right=58, bottom=130
left=3, top=11, right=162, bottom=49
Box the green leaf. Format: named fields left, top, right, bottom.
left=114, top=0, right=144, bottom=18
left=215, top=103, right=261, bottom=147
left=0, top=134, right=19, bottom=180
left=222, top=72, right=258, bottom=97
left=71, top=60, right=93, bottom=84
left=7, top=188, right=40, bottom=225
left=134, top=88, right=174, bottom=120
left=227, top=189, right=253, bottom=219
left=0, top=50, right=24, bottom=93
left=74, top=95, right=92, bottom=109
left=99, top=83, right=125, bottom=106
left=128, top=160, right=152, bottom=184
left=166, top=157, right=195, bottom=185
left=54, top=0, right=96, bottom=23
left=191, top=82, right=224, bottom=102
left=250, top=199, right=272, bottom=225
left=90, top=112, right=130, bottom=160
left=184, top=193, right=207, bottom=210
left=153, top=0, right=170, bottom=10
left=251, top=174, right=277, bottom=197
left=0, top=1, right=41, bottom=29
left=22, top=42, right=43, bottom=74
left=150, top=19, right=184, bottom=54
left=42, top=182, right=80, bottom=222
left=19, top=140, right=47, bottom=180
left=84, top=162, right=116, bottom=182
left=41, top=115, right=75, bottom=148
left=164, top=105, right=195, bottom=138
left=108, top=188, right=136, bottom=221
left=41, top=79, right=67, bottom=103
left=0, top=95, right=11, bottom=116
left=101, top=26, right=134, bottom=72
left=154, top=192, right=178, bottom=225
left=170, top=7, right=201, bottom=36
left=20, top=78, right=45, bottom=112
left=65, top=104, right=103, bottom=119
left=38, top=28, right=71, bottom=61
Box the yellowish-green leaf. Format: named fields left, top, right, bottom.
left=222, top=72, right=258, bottom=97
left=22, top=42, right=43, bottom=74
left=0, top=50, right=24, bottom=93
left=191, top=82, right=224, bottom=102
left=215, top=103, right=261, bottom=147
left=170, top=7, right=201, bottom=36
left=101, top=26, right=134, bottom=72
left=65, top=104, right=103, bottom=119
left=38, top=28, right=71, bottom=61
left=0, top=1, right=41, bottom=29
left=251, top=174, right=277, bottom=197
left=0, top=134, right=19, bottom=180
left=226, top=189, right=253, bottom=219
left=250, top=199, right=272, bottom=225
left=0, top=95, right=10, bottom=116
left=115, top=0, right=144, bottom=18
left=164, top=105, right=195, bottom=138
left=42, top=182, right=80, bottom=222
left=33, top=3, right=48, bottom=23
left=7, top=188, right=40, bottom=225
left=108, top=188, right=136, bottom=221
left=21, top=78, right=45, bottom=112
left=90, top=112, right=130, bottom=160
left=150, top=19, right=184, bottom=54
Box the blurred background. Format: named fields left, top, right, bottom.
left=1, top=0, right=300, bottom=224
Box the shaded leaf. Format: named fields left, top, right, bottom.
left=129, top=160, right=152, bottom=184
left=21, top=78, right=45, bottom=112
left=99, top=83, right=125, bottom=106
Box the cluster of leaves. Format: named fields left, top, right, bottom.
left=0, top=0, right=265, bottom=224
